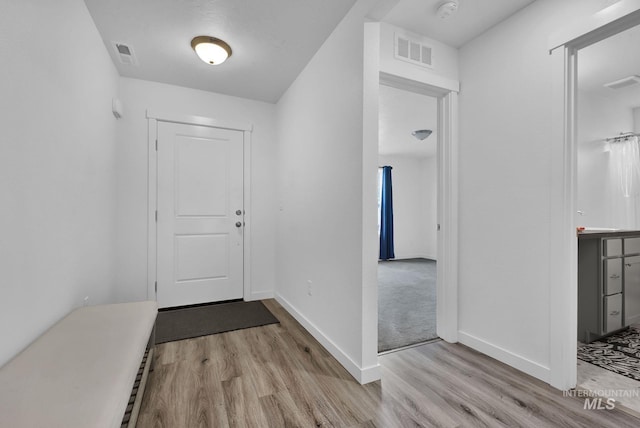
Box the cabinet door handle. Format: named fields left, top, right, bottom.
left=610, top=310, right=620, bottom=316
left=610, top=274, right=620, bottom=279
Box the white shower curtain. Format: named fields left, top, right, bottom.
left=608, top=136, right=640, bottom=228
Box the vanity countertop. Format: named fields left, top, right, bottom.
left=577, top=229, right=640, bottom=239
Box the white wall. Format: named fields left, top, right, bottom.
left=115, top=78, right=278, bottom=302
left=0, top=0, right=119, bottom=366
left=457, top=0, right=617, bottom=382
left=378, top=155, right=437, bottom=259
left=577, top=90, right=636, bottom=229
left=379, top=22, right=459, bottom=91
left=276, top=0, right=379, bottom=383
left=378, top=84, right=439, bottom=157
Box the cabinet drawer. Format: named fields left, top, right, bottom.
left=604, top=258, right=623, bottom=295
left=604, top=239, right=623, bottom=256
left=625, top=237, right=640, bottom=255
left=604, top=293, right=623, bottom=333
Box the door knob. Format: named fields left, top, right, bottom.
left=235, top=222, right=242, bottom=228
left=236, top=210, right=242, bottom=215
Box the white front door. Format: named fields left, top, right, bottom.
left=156, top=122, right=244, bottom=308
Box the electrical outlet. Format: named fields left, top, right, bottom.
left=307, top=280, right=312, bottom=296
left=83, top=296, right=89, bottom=306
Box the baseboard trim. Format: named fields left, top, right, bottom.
left=390, top=254, right=436, bottom=261
left=275, top=293, right=381, bottom=384
left=627, top=314, right=640, bottom=326
left=458, top=331, right=551, bottom=383
left=246, top=291, right=275, bottom=301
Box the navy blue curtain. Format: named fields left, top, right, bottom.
left=379, top=166, right=395, bottom=260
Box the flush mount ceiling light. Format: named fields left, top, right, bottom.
left=436, top=1, right=459, bottom=20
left=191, top=36, right=232, bottom=65
left=412, top=129, right=433, bottom=140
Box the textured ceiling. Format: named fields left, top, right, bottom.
left=83, top=0, right=357, bottom=103
left=578, top=23, right=640, bottom=111
left=382, top=0, right=536, bottom=48
left=81, top=1, right=640, bottom=166
left=379, top=84, right=438, bottom=158
left=84, top=0, right=546, bottom=103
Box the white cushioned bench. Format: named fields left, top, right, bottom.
left=0, top=301, right=157, bottom=428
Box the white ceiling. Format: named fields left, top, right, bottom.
left=379, top=84, right=438, bottom=158
left=83, top=0, right=357, bottom=103
left=377, top=0, right=536, bottom=158
left=83, top=0, right=546, bottom=104
left=81, top=1, right=640, bottom=156
left=578, top=23, right=640, bottom=111
left=381, top=0, right=536, bottom=48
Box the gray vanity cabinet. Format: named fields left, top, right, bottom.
left=624, top=255, right=640, bottom=325
left=578, top=233, right=640, bottom=343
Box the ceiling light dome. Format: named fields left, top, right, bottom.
left=191, top=36, right=232, bottom=65
left=412, top=129, right=433, bottom=140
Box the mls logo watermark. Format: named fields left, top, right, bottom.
left=583, top=397, right=615, bottom=410
left=563, top=389, right=640, bottom=410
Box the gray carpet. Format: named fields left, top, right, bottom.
left=378, top=258, right=437, bottom=352
left=155, top=300, right=279, bottom=344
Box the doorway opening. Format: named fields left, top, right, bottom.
left=574, top=22, right=640, bottom=413
left=377, top=84, right=439, bottom=353
left=363, top=22, right=459, bottom=377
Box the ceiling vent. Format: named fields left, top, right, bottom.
left=111, top=42, right=137, bottom=65
left=604, top=75, right=640, bottom=90
left=395, top=33, right=433, bottom=69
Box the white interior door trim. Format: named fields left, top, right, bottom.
left=548, top=0, right=640, bottom=52
left=146, top=111, right=253, bottom=302
left=437, top=90, right=459, bottom=343
left=147, top=118, right=158, bottom=301
left=376, top=72, right=460, bottom=344
left=550, top=3, right=640, bottom=390
left=146, top=110, right=253, bottom=133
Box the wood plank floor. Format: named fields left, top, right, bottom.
left=577, top=359, right=640, bottom=416
left=137, top=299, right=640, bottom=427
left=577, top=324, right=640, bottom=416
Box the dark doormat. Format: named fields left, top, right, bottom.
left=155, top=300, right=279, bottom=344
left=577, top=326, right=640, bottom=381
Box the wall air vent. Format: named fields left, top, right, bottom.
left=111, top=42, right=138, bottom=66
left=394, top=33, right=433, bottom=69
left=604, top=75, right=640, bottom=90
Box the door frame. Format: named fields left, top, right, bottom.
left=146, top=110, right=253, bottom=302
left=377, top=72, right=459, bottom=343
left=361, top=21, right=459, bottom=382
left=549, top=0, right=640, bottom=390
